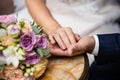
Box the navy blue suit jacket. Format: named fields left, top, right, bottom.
left=89, top=33, right=120, bottom=80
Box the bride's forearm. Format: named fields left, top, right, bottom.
left=25, top=0, right=61, bottom=35
left=26, top=0, right=77, bottom=50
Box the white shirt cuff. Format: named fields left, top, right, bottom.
left=91, top=35, right=99, bottom=56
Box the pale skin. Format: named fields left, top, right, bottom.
left=26, top=0, right=95, bottom=56
left=49, top=36, right=95, bottom=56
left=25, top=0, right=78, bottom=50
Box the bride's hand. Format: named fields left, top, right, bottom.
left=48, top=33, right=81, bottom=56
left=49, top=27, right=80, bottom=50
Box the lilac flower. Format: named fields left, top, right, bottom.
left=7, top=24, right=20, bottom=37
left=35, top=35, right=47, bottom=49
left=24, top=51, right=41, bottom=65
left=0, top=15, right=16, bottom=24
left=20, top=32, right=36, bottom=51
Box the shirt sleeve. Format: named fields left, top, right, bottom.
left=91, top=35, right=99, bottom=56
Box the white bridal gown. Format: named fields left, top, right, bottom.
left=46, top=0, right=120, bottom=35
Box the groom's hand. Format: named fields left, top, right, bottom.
left=71, top=36, right=95, bottom=55
left=48, top=36, right=95, bottom=57
left=48, top=43, right=73, bottom=56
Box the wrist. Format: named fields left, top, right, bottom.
left=87, top=36, right=95, bottom=53
left=45, top=23, right=61, bottom=35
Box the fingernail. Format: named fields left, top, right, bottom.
left=62, top=46, right=66, bottom=50
left=51, top=41, right=55, bottom=44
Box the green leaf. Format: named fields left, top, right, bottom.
left=30, top=21, right=35, bottom=26
left=42, top=48, right=51, bottom=57
left=19, top=21, right=25, bottom=28
left=36, top=48, right=50, bottom=58
left=36, top=48, right=44, bottom=57
left=32, top=26, right=41, bottom=34
left=0, top=61, right=5, bottom=72
left=31, top=21, right=43, bottom=34
left=37, top=25, right=43, bottom=33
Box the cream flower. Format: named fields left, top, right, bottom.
left=0, top=29, right=7, bottom=38
left=3, top=45, right=25, bottom=68
left=19, top=19, right=32, bottom=33
left=1, top=35, right=15, bottom=46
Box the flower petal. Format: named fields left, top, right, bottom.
left=12, top=57, right=19, bottom=68
left=6, top=56, right=13, bottom=65
left=0, top=29, right=7, bottom=38
left=3, top=46, right=13, bottom=57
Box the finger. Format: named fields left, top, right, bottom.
left=50, top=48, right=67, bottom=56
left=74, top=33, right=81, bottom=42
left=49, top=35, right=56, bottom=44
left=49, top=43, right=73, bottom=56
left=50, top=45, right=67, bottom=56
left=59, top=30, right=71, bottom=49
left=50, top=47, right=73, bottom=56
left=64, top=27, right=76, bottom=45
left=53, top=32, right=66, bottom=50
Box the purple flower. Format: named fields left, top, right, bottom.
left=24, top=51, right=41, bottom=65
left=35, top=35, right=47, bottom=49
left=20, top=32, right=36, bottom=51
left=0, top=15, right=16, bottom=24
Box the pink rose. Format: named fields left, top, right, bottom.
left=0, top=15, right=16, bottom=24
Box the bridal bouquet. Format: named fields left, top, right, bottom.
left=0, top=15, right=50, bottom=80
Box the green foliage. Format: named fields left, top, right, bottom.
left=0, top=61, right=5, bottom=73
left=31, top=22, right=43, bottom=34
left=19, top=21, right=25, bottom=28
left=36, top=48, right=50, bottom=58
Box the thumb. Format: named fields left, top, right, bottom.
left=71, top=43, right=80, bottom=52
left=70, top=44, right=83, bottom=56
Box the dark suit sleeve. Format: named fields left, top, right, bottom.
left=95, top=33, right=120, bottom=64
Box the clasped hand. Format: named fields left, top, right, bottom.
left=48, top=27, right=95, bottom=56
